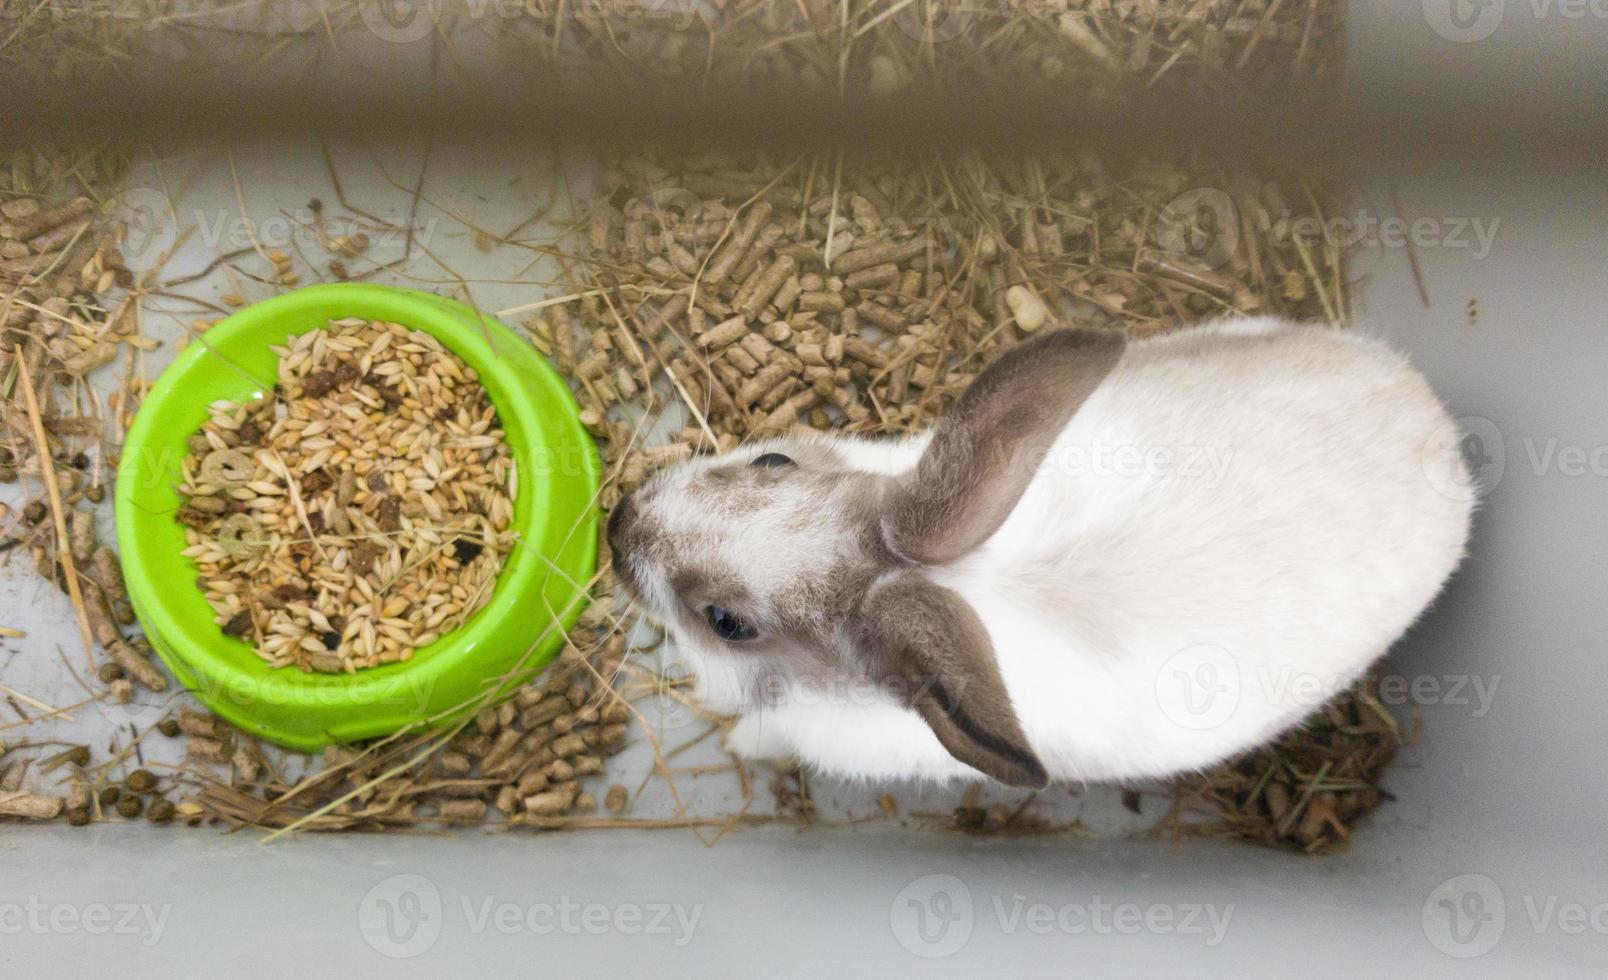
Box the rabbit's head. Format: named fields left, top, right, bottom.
left=608, top=328, right=1125, bottom=786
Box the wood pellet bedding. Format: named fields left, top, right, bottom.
left=176, top=318, right=516, bottom=673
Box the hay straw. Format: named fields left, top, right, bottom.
left=14, top=308, right=97, bottom=673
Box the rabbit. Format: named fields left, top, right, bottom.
left=606, top=317, right=1475, bottom=788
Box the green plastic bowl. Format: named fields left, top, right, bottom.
left=115, top=284, right=600, bottom=752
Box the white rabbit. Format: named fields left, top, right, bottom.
left=607, top=317, right=1474, bottom=787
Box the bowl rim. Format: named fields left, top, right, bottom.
left=114, top=283, right=599, bottom=750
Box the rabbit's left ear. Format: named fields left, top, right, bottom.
left=882, top=328, right=1125, bottom=566
left=857, top=574, right=1048, bottom=788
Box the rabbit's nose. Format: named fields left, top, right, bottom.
left=606, top=494, right=636, bottom=557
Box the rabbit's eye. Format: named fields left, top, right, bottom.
left=705, top=605, right=757, bottom=641
left=752, top=452, right=793, bottom=468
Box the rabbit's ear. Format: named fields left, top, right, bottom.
left=857, top=574, right=1048, bottom=788
left=882, top=327, right=1124, bottom=566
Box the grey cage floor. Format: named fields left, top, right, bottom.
left=5, top=4, right=1608, bottom=977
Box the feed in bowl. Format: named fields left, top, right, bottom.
left=176, top=317, right=516, bottom=673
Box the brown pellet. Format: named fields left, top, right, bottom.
left=106, top=640, right=165, bottom=691
left=737, top=255, right=796, bottom=319
left=696, top=315, right=749, bottom=350
left=523, top=787, right=576, bottom=816
left=92, top=548, right=136, bottom=625
left=439, top=799, right=488, bottom=822
left=832, top=236, right=928, bottom=274
left=550, top=734, right=587, bottom=758
left=0, top=793, right=63, bottom=820
left=177, top=709, right=216, bottom=738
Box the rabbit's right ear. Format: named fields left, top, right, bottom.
left=883, top=328, right=1125, bottom=565
left=856, top=573, right=1048, bottom=788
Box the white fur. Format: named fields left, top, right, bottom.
left=718, top=319, right=1474, bottom=785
